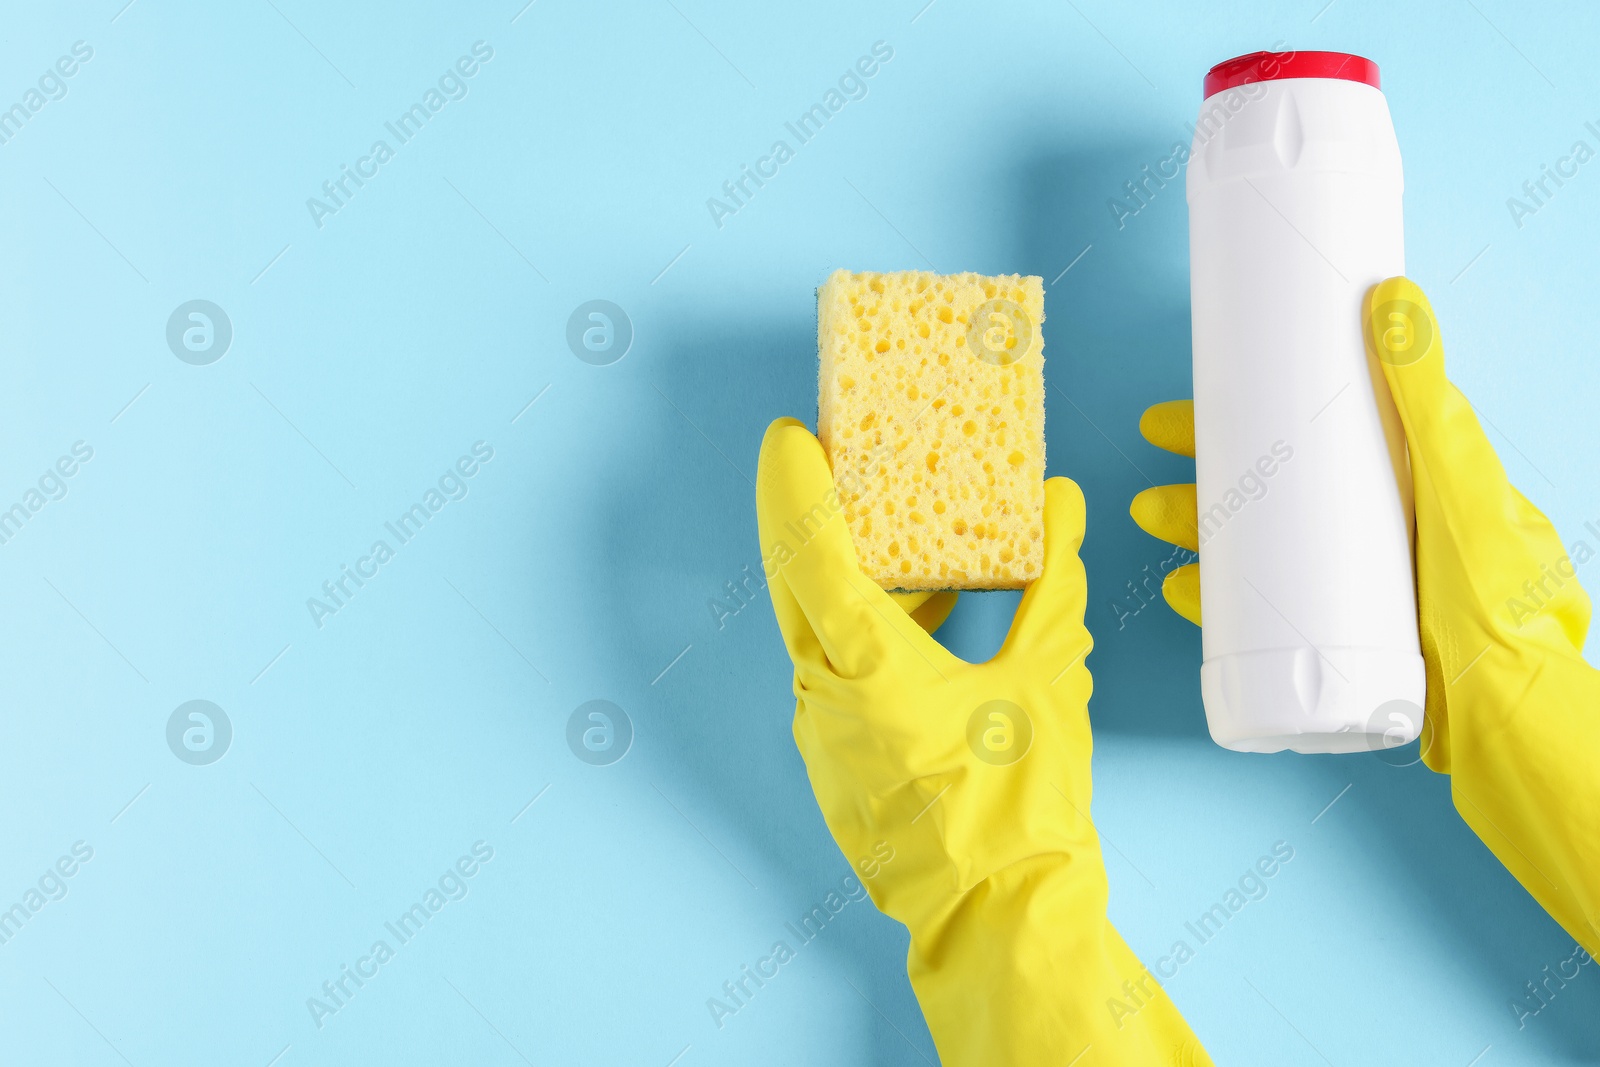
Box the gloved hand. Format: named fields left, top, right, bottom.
left=758, top=417, right=1210, bottom=1066
left=1130, top=277, right=1600, bottom=952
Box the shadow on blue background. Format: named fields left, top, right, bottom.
left=599, top=138, right=1600, bottom=1064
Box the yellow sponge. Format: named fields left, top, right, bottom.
left=817, top=269, right=1046, bottom=591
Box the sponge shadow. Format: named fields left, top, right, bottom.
left=590, top=311, right=936, bottom=1065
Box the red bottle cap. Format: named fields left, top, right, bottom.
left=1203, top=50, right=1379, bottom=99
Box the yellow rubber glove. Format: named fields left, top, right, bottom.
left=758, top=417, right=1210, bottom=1067
left=1131, top=278, right=1600, bottom=953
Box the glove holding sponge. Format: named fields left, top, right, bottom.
left=756, top=271, right=1210, bottom=1066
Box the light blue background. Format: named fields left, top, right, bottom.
left=3, top=0, right=1598, bottom=1064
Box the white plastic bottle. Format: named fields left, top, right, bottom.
left=1185, top=51, right=1426, bottom=753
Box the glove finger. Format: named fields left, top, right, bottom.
left=1367, top=278, right=1591, bottom=652
left=891, top=590, right=959, bottom=635
left=756, top=424, right=829, bottom=673
left=1004, top=477, right=1094, bottom=669
left=1139, top=400, right=1195, bottom=458
left=756, top=418, right=948, bottom=680
left=756, top=418, right=873, bottom=676
left=1130, top=484, right=1199, bottom=552
left=1163, top=562, right=1202, bottom=626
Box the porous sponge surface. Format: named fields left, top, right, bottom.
left=817, top=270, right=1045, bottom=591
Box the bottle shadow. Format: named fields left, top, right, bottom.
left=1002, top=143, right=1205, bottom=740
